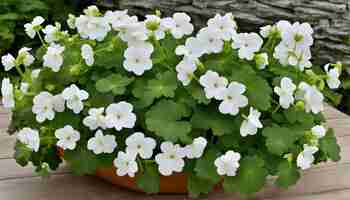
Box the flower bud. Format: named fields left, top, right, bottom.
left=295, top=101, right=305, bottom=111
left=67, top=14, right=76, bottom=29
left=45, top=84, right=55, bottom=91
left=69, top=64, right=82, bottom=76
left=254, top=53, right=269, bottom=69
left=83, top=6, right=100, bottom=17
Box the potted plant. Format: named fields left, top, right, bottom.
left=1, top=5, right=342, bottom=198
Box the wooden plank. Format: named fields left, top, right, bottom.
left=323, top=105, right=349, bottom=120
left=0, top=129, right=15, bottom=159
left=0, top=159, right=69, bottom=180
left=327, top=118, right=350, bottom=137
left=267, top=189, right=350, bottom=200
left=0, top=169, right=350, bottom=200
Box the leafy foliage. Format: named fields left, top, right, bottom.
left=275, top=160, right=300, bottom=188
left=319, top=129, right=341, bottom=162
left=145, top=100, right=192, bottom=143
left=262, top=125, right=299, bottom=156
left=64, top=146, right=114, bottom=176
left=3, top=6, right=343, bottom=198
left=223, top=156, right=268, bottom=195
left=136, top=162, right=160, bottom=194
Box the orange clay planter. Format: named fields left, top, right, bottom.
left=58, top=148, right=218, bottom=194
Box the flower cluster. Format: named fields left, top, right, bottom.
left=1, top=6, right=342, bottom=197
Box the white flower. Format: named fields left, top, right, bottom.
left=105, top=101, right=136, bottom=131
left=17, top=128, right=40, bottom=152
left=155, top=142, right=186, bottom=176
left=273, top=43, right=289, bottom=66
left=113, top=151, right=138, bottom=177
left=219, top=82, right=248, bottom=116
left=297, top=82, right=324, bottom=114
left=184, top=137, right=207, bottom=159
left=276, top=20, right=292, bottom=35
left=75, top=15, right=111, bottom=41
left=42, top=23, right=62, bottom=43
left=1, top=78, right=15, bottom=108
left=32, top=92, right=55, bottom=123
left=145, top=15, right=166, bottom=40
left=24, top=16, right=44, bottom=38
left=18, top=47, right=35, bottom=66
left=197, top=27, right=224, bottom=54
left=199, top=70, right=228, bottom=100
left=207, top=13, right=237, bottom=41
left=255, top=53, right=269, bottom=69
left=119, top=22, right=149, bottom=45
left=162, top=13, right=194, bottom=39
left=83, top=107, right=107, bottom=130
left=81, top=44, right=94, bottom=66
left=43, top=43, right=65, bottom=72
left=232, top=33, right=263, bottom=60
left=62, top=84, right=89, bottom=114
left=52, top=94, right=65, bottom=112
left=123, top=43, right=153, bottom=75
left=214, top=150, right=241, bottom=176
left=287, top=46, right=312, bottom=71
left=282, top=22, right=313, bottom=49
left=105, top=10, right=137, bottom=31
left=20, top=82, right=29, bottom=93
left=125, top=132, right=156, bottom=159
left=260, top=25, right=272, bottom=38
left=175, top=37, right=204, bottom=60
left=240, top=107, right=263, bottom=137
left=311, top=125, right=326, bottom=139
left=1, top=54, right=16, bottom=71
left=297, top=144, right=318, bottom=170
left=175, top=58, right=197, bottom=86
left=87, top=130, right=117, bottom=154
left=31, top=69, right=41, bottom=79
left=274, top=77, right=296, bottom=109
left=324, top=64, right=341, bottom=89
left=55, top=125, right=80, bottom=150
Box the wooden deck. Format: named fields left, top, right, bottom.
left=0, top=105, right=349, bottom=200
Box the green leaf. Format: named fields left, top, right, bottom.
left=283, top=108, right=314, bottom=126
left=145, top=100, right=192, bottom=142
left=185, top=82, right=211, bottom=105
left=319, top=129, right=341, bottom=162
left=147, top=71, right=178, bottom=98
left=136, top=162, right=160, bottom=194
left=194, top=148, right=221, bottom=184
left=131, top=71, right=178, bottom=109
left=64, top=147, right=113, bottom=175
left=95, top=74, right=134, bottom=95
left=262, top=126, right=299, bottom=156
left=191, top=107, right=240, bottom=136
left=230, top=64, right=272, bottom=111
left=131, top=78, right=156, bottom=109
left=223, top=156, right=268, bottom=195
left=187, top=173, right=215, bottom=198
left=31, top=147, right=62, bottom=170
left=94, top=36, right=126, bottom=70
left=47, top=111, right=81, bottom=130
left=275, top=160, right=300, bottom=188
left=14, top=142, right=32, bottom=167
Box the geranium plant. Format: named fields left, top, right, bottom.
left=1, top=6, right=342, bottom=197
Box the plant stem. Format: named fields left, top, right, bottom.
left=36, top=31, right=47, bottom=48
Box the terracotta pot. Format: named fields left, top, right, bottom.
left=57, top=148, right=216, bottom=194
